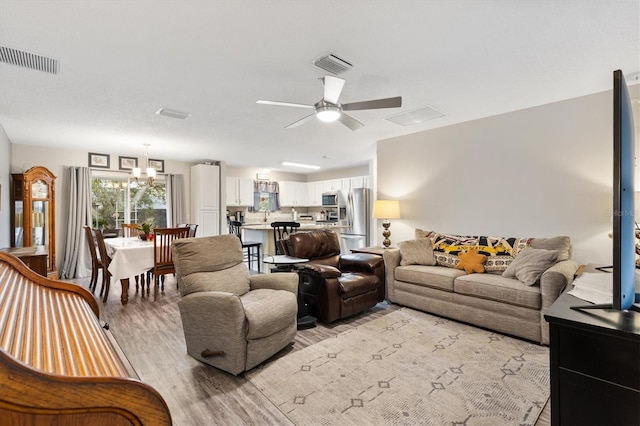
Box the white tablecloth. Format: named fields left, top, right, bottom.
left=104, top=237, right=154, bottom=281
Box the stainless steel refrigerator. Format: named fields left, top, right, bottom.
left=339, top=187, right=370, bottom=253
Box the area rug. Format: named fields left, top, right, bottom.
left=246, top=308, right=549, bottom=426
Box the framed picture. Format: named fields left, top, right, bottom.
left=119, top=156, right=138, bottom=170
left=148, top=159, right=165, bottom=173
left=88, top=152, right=110, bottom=169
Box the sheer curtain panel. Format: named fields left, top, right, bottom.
left=166, top=173, right=185, bottom=227
left=60, top=166, right=92, bottom=279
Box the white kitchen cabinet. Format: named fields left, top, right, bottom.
left=279, top=181, right=307, bottom=206
left=226, top=177, right=254, bottom=206
left=350, top=176, right=369, bottom=189
left=307, top=181, right=324, bottom=206
left=191, top=164, right=221, bottom=237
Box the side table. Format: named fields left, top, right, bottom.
left=262, top=255, right=316, bottom=329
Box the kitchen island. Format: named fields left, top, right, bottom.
left=243, top=222, right=349, bottom=272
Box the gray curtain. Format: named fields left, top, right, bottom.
left=252, top=180, right=280, bottom=211
left=166, top=173, right=185, bottom=227
left=60, top=166, right=92, bottom=279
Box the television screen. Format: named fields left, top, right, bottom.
left=612, top=69, right=636, bottom=311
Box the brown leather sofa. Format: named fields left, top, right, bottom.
left=284, top=230, right=385, bottom=323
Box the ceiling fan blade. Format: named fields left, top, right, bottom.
left=323, top=76, right=345, bottom=104
left=338, top=113, right=364, bottom=131
left=256, top=100, right=314, bottom=109
left=342, top=96, right=402, bottom=111
left=285, top=113, right=316, bottom=129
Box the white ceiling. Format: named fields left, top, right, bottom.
left=1, top=0, right=639, bottom=174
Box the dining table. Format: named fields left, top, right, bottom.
left=103, top=237, right=154, bottom=304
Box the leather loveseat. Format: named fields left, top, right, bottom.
left=284, top=230, right=385, bottom=323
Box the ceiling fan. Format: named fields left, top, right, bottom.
left=256, top=75, right=402, bottom=131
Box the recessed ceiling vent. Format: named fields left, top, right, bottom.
left=313, top=53, right=353, bottom=75
left=385, top=105, right=446, bottom=126
left=155, top=108, right=190, bottom=120
left=0, top=46, right=58, bottom=74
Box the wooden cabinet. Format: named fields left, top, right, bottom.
left=226, top=177, right=254, bottom=206
left=191, top=164, right=221, bottom=237
left=279, top=181, right=307, bottom=206
left=10, top=166, right=56, bottom=277
left=545, top=293, right=640, bottom=425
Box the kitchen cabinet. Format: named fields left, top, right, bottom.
left=350, top=176, right=369, bottom=189
left=10, top=166, right=57, bottom=277
left=191, top=164, right=221, bottom=237
left=307, top=181, right=324, bottom=206
left=279, top=181, right=307, bottom=207
left=226, top=177, right=254, bottom=206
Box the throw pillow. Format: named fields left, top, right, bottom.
left=399, top=238, right=437, bottom=266
left=502, top=247, right=559, bottom=286
left=414, top=228, right=431, bottom=240
left=529, top=236, right=571, bottom=261
left=427, top=231, right=480, bottom=268
left=456, top=248, right=487, bottom=274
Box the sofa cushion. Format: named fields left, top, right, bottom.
left=530, top=236, right=571, bottom=261
left=395, top=265, right=464, bottom=291
left=502, top=247, right=559, bottom=286
left=456, top=248, right=487, bottom=274
left=399, top=238, right=436, bottom=266
left=454, top=273, right=542, bottom=309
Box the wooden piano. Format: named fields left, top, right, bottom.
left=0, top=251, right=172, bottom=425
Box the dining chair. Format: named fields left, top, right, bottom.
left=229, top=220, right=261, bottom=273
left=179, top=223, right=199, bottom=238
left=151, top=226, right=190, bottom=291
left=83, top=226, right=106, bottom=294
left=122, top=223, right=141, bottom=238
left=94, top=228, right=112, bottom=303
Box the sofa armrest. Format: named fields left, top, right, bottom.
left=539, top=259, right=579, bottom=344
left=250, top=272, right=298, bottom=294
left=382, top=248, right=402, bottom=301
left=302, top=263, right=342, bottom=278
left=339, top=253, right=383, bottom=273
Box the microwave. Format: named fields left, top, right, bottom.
left=322, top=192, right=342, bottom=206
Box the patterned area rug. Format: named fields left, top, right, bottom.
left=246, top=308, right=549, bottom=426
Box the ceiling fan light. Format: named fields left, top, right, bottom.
left=316, top=106, right=341, bottom=122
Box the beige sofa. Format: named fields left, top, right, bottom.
left=383, top=230, right=579, bottom=344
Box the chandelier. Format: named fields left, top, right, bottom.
left=132, top=143, right=156, bottom=186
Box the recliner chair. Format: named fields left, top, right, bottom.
left=284, top=230, right=385, bottom=323
left=172, top=234, right=298, bottom=375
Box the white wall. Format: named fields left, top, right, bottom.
left=11, top=144, right=197, bottom=271
left=0, top=124, right=11, bottom=248
left=377, top=88, right=639, bottom=266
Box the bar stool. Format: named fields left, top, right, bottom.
left=229, top=220, right=262, bottom=272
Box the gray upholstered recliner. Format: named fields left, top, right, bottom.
left=172, top=234, right=298, bottom=375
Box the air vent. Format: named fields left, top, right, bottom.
left=155, top=108, right=190, bottom=120
left=313, top=53, right=353, bottom=75
left=0, top=46, right=58, bottom=74
left=385, top=105, right=446, bottom=126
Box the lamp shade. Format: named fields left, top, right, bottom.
left=372, top=200, right=400, bottom=219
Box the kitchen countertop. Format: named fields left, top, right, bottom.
left=243, top=222, right=348, bottom=231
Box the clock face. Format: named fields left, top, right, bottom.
left=31, top=179, right=49, bottom=199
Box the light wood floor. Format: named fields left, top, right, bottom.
left=71, top=274, right=550, bottom=425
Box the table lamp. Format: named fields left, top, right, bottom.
left=372, top=200, right=401, bottom=248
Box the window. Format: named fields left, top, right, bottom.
left=91, top=172, right=167, bottom=230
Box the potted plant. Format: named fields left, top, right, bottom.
left=138, top=222, right=153, bottom=240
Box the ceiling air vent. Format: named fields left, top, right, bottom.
left=385, top=105, right=446, bottom=126
left=313, top=53, right=353, bottom=75
left=0, top=46, right=58, bottom=74
left=155, top=108, right=190, bottom=120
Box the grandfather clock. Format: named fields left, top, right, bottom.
left=10, top=166, right=57, bottom=277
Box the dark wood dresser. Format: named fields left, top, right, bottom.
left=0, top=251, right=172, bottom=425
left=0, top=245, right=48, bottom=276
left=544, top=292, right=640, bottom=425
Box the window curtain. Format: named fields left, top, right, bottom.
left=60, top=166, right=92, bottom=279
left=253, top=180, right=280, bottom=211
left=165, top=173, right=185, bottom=227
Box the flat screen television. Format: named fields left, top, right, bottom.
left=575, top=70, right=638, bottom=311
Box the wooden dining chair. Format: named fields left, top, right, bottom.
left=229, top=220, right=261, bottom=273
left=151, top=226, right=190, bottom=291
left=178, top=223, right=199, bottom=238
left=83, top=226, right=106, bottom=294
left=270, top=221, right=300, bottom=272
left=122, top=223, right=141, bottom=238
left=94, top=229, right=112, bottom=303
